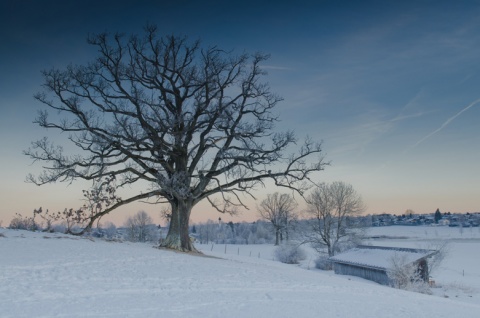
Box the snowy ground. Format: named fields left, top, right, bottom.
left=1, top=227, right=479, bottom=318
left=204, top=225, right=480, bottom=305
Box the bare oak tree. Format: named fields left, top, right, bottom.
left=258, top=192, right=298, bottom=245
left=25, top=25, right=326, bottom=251
left=304, top=181, right=365, bottom=256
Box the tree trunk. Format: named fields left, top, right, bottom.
left=160, top=200, right=195, bottom=252
left=275, top=228, right=280, bottom=245
left=327, top=242, right=334, bottom=257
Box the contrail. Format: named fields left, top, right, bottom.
left=412, top=97, right=480, bottom=148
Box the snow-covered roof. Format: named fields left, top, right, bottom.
left=329, top=246, right=437, bottom=271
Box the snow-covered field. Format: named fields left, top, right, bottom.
left=1, top=226, right=479, bottom=318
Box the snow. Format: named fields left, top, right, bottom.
left=1, top=227, right=480, bottom=318
left=366, top=224, right=480, bottom=240
left=328, top=246, right=435, bottom=270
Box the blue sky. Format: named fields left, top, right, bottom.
left=1, top=0, right=479, bottom=226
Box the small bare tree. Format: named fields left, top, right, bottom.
left=124, top=210, right=158, bottom=242
left=304, top=181, right=365, bottom=256
left=197, top=219, right=218, bottom=244
left=33, top=207, right=61, bottom=232
left=258, top=192, right=298, bottom=245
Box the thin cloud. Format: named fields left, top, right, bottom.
left=390, top=111, right=426, bottom=122
left=390, top=89, right=430, bottom=122
left=260, top=65, right=294, bottom=71
left=411, top=97, right=480, bottom=148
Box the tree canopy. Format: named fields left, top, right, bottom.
left=304, top=181, right=365, bottom=256
left=25, top=25, right=327, bottom=251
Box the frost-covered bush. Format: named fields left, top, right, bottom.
left=275, top=243, right=306, bottom=264
left=315, top=255, right=333, bottom=270
left=102, top=222, right=117, bottom=239
left=387, top=253, right=431, bottom=294
left=9, top=214, right=37, bottom=231
left=52, top=223, right=67, bottom=234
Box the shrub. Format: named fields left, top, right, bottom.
left=315, top=255, right=333, bottom=270
left=52, top=223, right=67, bottom=234
left=103, top=222, right=117, bottom=239
left=387, top=253, right=431, bottom=294
left=9, top=214, right=37, bottom=231
left=275, top=243, right=306, bottom=264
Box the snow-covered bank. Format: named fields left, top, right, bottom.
left=1, top=229, right=479, bottom=318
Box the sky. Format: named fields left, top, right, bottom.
left=0, top=0, right=479, bottom=227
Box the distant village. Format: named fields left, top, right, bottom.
left=369, top=210, right=480, bottom=227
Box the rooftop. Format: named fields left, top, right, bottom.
left=329, top=245, right=437, bottom=271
